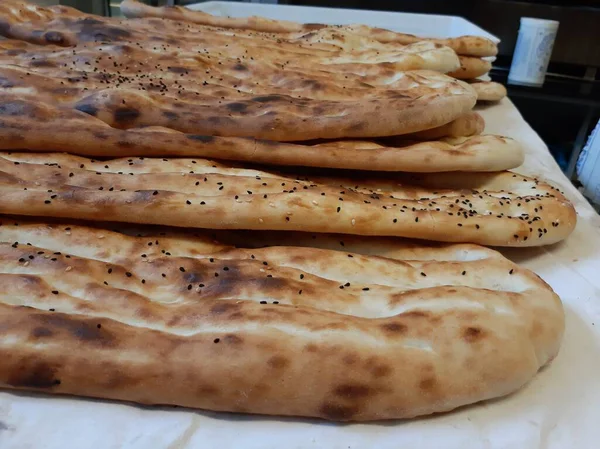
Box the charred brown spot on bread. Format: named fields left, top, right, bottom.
left=342, top=353, right=358, bottom=365
left=30, top=59, right=56, bottom=68
left=116, top=140, right=135, bottom=148
left=183, top=271, right=203, bottom=284
left=381, top=322, right=407, bottom=334
left=419, top=377, right=437, bottom=392
left=41, top=315, right=116, bottom=347
left=304, top=343, right=318, bottom=353
left=252, top=95, right=284, bottom=103
left=43, top=31, right=66, bottom=45
left=187, top=135, right=214, bottom=143
left=78, top=22, right=132, bottom=43
left=333, top=384, right=373, bottom=399
left=6, top=49, right=26, bottom=56
left=463, top=326, right=485, bottom=343
left=7, top=361, right=60, bottom=389
left=210, top=302, right=240, bottom=315
left=225, top=102, right=249, bottom=114
left=0, top=76, right=14, bottom=88
left=303, top=23, right=327, bottom=31
left=348, top=122, right=365, bottom=132
left=403, top=311, right=430, bottom=319
left=167, top=66, right=187, bottom=74
left=196, top=385, right=219, bottom=396
left=370, top=364, right=392, bottom=379
left=267, top=355, right=289, bottom=369
left=114, top=107, right=141, bottom=125
left=163, top=111, right=179, bottom=121
left=75, top=103, right=99, bottom=117
left=320, top=402, right=359, bottom=420
left=31, top=327, right=54, bottom=339
left=224, top=334, right=243, bottom=345
left=0, top=101, right=35, bottom=117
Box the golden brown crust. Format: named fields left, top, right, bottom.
left=0, top=218, right=564, bottom=420
left=0, top=96, right=519, bottom=172
left=467, top=80, right=507, bottom=102
left=448, top=56, right=492, bottom=80
left=0, top=152, right=576, bottom=246
left=119, top=0, right=498, bottom=57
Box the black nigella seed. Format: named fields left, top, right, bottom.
left=509, top=269, right=514, bottom=275
left=260, top=300, right=267, bottom=304
left=214, top=338, right=220, bottom=343
left=44, top=200, right=51, bottom=204
left=420, top=272, right=426, bottom=277
left=51, top=290, right=59, bottom=295
left=273, top=301, right=279, bottom=304
left=462, top=271, right=466, bottom=275
left=223, top=267, right=229, bottom=271
left=125, top=272, right=132, bottom=277
left=415, top=217, right=419, bottom=223
left=141, top=279, right=146, bottom=284
left=200, top=201, right=206, bottom=205
left=263, top=261, right=268, bottom=266
left=186, top=200, right=191, bottom=205
left=107, top=268, right=113, bottom=274
left=187, top=284, right=192, bottom=290
left=362, top=287, right=370, bottom=291
left=300, top=274, right=304, bottom=279
left=179, top=267, right=186, bottom=272
left=19, top=258, right=25, bottom=262
left=152, top=191, right=158, bottom=195
left=337, top=207, right=341, bottom=213
left=162, top=273, right=166, bottom=278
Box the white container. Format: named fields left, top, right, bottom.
left=577, top=119, right=600, bottom=208
left=508, top=17, right=559, bottom=86
left=187, top=2, right=500, bottom=43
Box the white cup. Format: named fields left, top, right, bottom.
left=508, top=17, right=559, bottom=87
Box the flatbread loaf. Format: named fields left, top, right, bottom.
left=0, top=152, right=576, bottom=246
left=398, top=111, right=484, bottom=140
left=0, top=97, right=520, bottom=172
left=467, top=80, right=507, bottom=102
left=120, top=0, right=498, bottom=57
left=448, top=56, right=492, bottom=80
left=0, top=218, right=564, bottom=420
left=0, top=36, right=475, bottom=140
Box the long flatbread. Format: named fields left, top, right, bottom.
left=120, top=0, right=498, bottom=57
left=467, top=80, right=507, bottom=102
left=0, top=97, right=520, bottom=172
left=0, top=218, right=564, bottom=420
left=399, top=111, right=484, bottom=140
left=0, top=36, right=475, bottom=140
left=0, top=153, right=576, bottom=246
left=448, top=56, right=492, bottom=80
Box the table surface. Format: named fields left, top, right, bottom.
left=1, top=99, right=599, bottom=449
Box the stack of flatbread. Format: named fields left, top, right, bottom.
left=0, top=0, right=575, bottom=422
left=120, top=0, right=507, bottom=103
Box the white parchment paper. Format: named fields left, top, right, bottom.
left=1, top=99, right=599, bottom=449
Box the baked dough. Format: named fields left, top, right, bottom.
left=467, top=80, right=508, bottom=102
left=0, top=97, right=520, bottom=172
left=0, top=152, right=576, bottom=246
left=0, top=218, right=564, bottom=421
